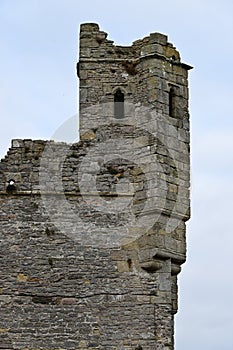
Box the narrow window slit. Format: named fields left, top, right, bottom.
left=114, top=89, right=124, bottom=118
left=169, top=87, right=175, bottom=118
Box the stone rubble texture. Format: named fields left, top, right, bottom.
left=0, top=23, right=192, bottom=350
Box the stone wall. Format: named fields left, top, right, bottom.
left=79, top=23, right=191, bottom=138
left=0, top=24, right=192, bottom=350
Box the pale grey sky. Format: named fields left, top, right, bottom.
left=1, top=1, right=233, bottom=349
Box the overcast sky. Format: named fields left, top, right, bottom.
left=1, top=1, right=233, bottom=349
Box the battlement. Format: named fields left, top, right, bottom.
left=79, top=22, right=191, bottom=66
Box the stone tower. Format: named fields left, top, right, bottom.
left=0, top=24, right=191, bottom=350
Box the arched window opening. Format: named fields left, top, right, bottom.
left=114, top=89, right=125, bottom=118
left=6, top=179, right=17, bottom=194
left=169, top=87, right=176, bottom=118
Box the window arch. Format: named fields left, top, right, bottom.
left=114, top=89, right=124, bottom=118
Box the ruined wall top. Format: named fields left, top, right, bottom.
left=79, top=23, right=191, bottom=69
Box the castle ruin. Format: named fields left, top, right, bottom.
left=0, top=23, right=192, bottom=350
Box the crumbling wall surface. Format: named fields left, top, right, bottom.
left=0, top=133, right=188, bottom=350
